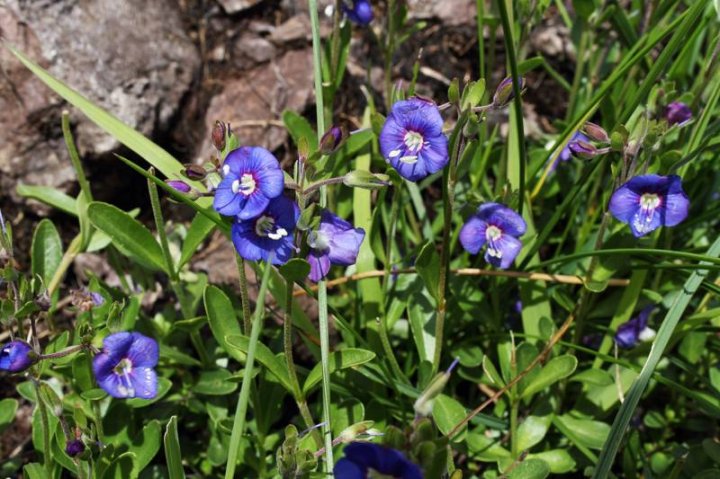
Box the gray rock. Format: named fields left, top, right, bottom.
left=217, top=0, right=265, bottom=14
left=406, top=0, right=476, bottom=26
left=0, top=0, right=199, bottom=207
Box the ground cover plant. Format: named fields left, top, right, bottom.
left=1, top=0, right=720, bottom=477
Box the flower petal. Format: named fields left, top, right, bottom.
left=307, top=251, right=331, bottom=282
left=333, top=458, right=366, bottom=479
left=127, top=366, right=158, bottom=399
left=327, top=228, right=365, bottom=266
left=609, top=184, right=640, bottom=225
left=256, top=167, right=285, bottom=199
left=484, top=234, right=522, bottom=269
left=459, top=216, right=487, bottom=254
left=663, top=175, right=689, bottom=227
left=213, top=177, right=242, bottom=217
left=126, top=333, right=159, bottom=368
left=477, top=203, right=526, bottom=237
left=237, top=193, right=270, bottom=221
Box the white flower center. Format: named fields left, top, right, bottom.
left=255, top=215, right=288, bottom=240
left=633, top=193, right=662, bottom=234
left=485, top=225, right=503, bottom=258
left=403, top=130, right=424, bottom=152
left=232, top=173, right=257, bottom=196
left=639, top=193, right=660, bottom=213
left=113, top=358, right=135, bottom=398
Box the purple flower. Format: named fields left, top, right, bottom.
left=609, top=174, right=689, bottom=238
left=213, top=147, right=285, bottom=220
left=379, top=97, right=449, bottom=182
left=615, top=306, right=655, bottom=348
left=90, top=292, right=105, bottom=306
left=307, top=211, right=365, bottom=282
left=551, top=132, right=590, bottom=170
left=92, top=332, right=159, bottom=399
left=65, top=439, right=85, bottom=457
left=343, top=0, right=373, bottom=25
left=664, top=102, right=692, bottom=126
left=231, top=196, right=299, bottom=265
left=334, top=442, right=423, bottom=479
left=0, top=340, right=35, bottom=373
left=459, top=203, right=526, bottom=269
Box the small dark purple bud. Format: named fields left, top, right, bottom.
left=664, top=102, right=692, bottom=126
left=568, top=140, right=598, bottom=159
left=0, top=340, right=36, bottom=373
left=493, top=76, right=525, bottom=107
left=166, top=180, right=192, bottom=194
left=65, top=439, right=85, bottom=457
left=320, top=126, right=347, bottom=155
left=211, top=121, right=227, bottom=151
left=583, top=122, right=610, bottom=143
left=183, top=164, right=208, bottom=181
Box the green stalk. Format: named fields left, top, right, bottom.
left=225, top=257, right=274, bottom=479
left=33, top=379, right=52, bottom=476
left=309, top=0, right=335, bottom=471
left=62, top=111, right=92, bottom=203
left=148, top=173, right=208, bottom=364
left=236, top=256, right=253, bottom=334
left=384, top=0, right=397, bottom=110
left=496, top=0, right=526, bottom=215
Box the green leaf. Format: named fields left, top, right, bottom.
left=303, top=348, right=376, bottom=394
left=179, top=213, right=216, bottom=271
left=556, top=415, right=610, bottom=450
left=466, top=432, right=510, bottom=461
left=570, top=369, right=613, bottom=387
left=0, top=398, right=18, bottom=435
left=16, top=184, right=78, bottom=216
left=225, top=334, right=294, bottom=394
left=517, top=415, right=552, bottom=451
left=203, top=285, right=244, bottom=362
left=8, top=46, right=185, bottom=179
left=23, top=464, right=46, bottom=479
left=432, top=394, right=467, bottom=441
left=415, top=242, right=441, bottom=302
left=507, top=458, right=550, bottom=479
left=102, top=451, right=136, bottom=479
left=129, top=421, right=162, bottom=475
left=283, top=110, right=318, bottom=152
left=279, top=258, right=311, bottom=283
left=521, top=355, right=578, bottom=399
left=528, top=449, right=576, bottom=474
left=80, top=388, right=108, bottom=401
left=31, top=219, right=63, bottom=286
left=164, top=416, right=185, bottom=479
left=87, top=202, right=165, bottom=271
left=193, top=369, right=238, bottom=396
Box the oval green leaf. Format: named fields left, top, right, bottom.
left=303, top=348, right=376, bottom=394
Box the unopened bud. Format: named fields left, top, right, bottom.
left=664, top=101, right=692, bottom=126
left=183, top=164, right=208, bottom=181
left=166, top=180, right=192, bottom=194
left=343, top=170, right=391, bottom=189
left=337, top=420, right=376, bottom=443
left=568, top=140, right=598, bottom=159
left=211, top=121, right=227, bottom=151
left=492, top=76, right=525, bottom=107
left=583, top=122, right=609, bottom=143
left=66, top=439, right=85, bottom=457
left=320, top=126, right=347, bottom=155
left=0, top=340, right=36, bottom=373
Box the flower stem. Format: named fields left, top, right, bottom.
left=32, top=378, right=53, bottom=476
left=236, top=255, right=252, bottom=334
left=309, top=0, right=335, bottom=472
left=225, top=257, right=274, bottom=479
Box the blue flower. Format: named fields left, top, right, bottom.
left=213, top=147, right=285, bottom=220
left=459, top=203, right=526, bottom=269
left=664, top=101, right=692, bottom=126
left=0, top=340, right=35, bottom=373
left=307, top=211, right=365, bottom=282
left=379, top=97, right=449, bottom=182
left=92, top=332, right=159, bottom=399
left=615, top=306, right=655, bottom=348
left=609, top=174, right=689, bottom=238
left=232, top=196, right=299, bottom=265
left=334, top=442, right=423, bottom=479
left=343, top=0, right=373, bottom=25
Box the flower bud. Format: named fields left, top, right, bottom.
left=320, top=126, right=347, bottom=155
left=492, top=76, right=525, bottom=107
left=664, top=101, right=692, bottom=126
left=65, top=439, right=85, bottom=458
left=211, top=121, right=227, bottom=151
left=166, top=180, right=192, bottom=194
left=568, top=140, right=598, bottom=159
left=0, top=340, right=36, bottom=373
left=343, top=170, right=391, bottom=189
left=337, top=420, right=376, bottom=443
left=183, top=164, right=208, bottom=181
left=583, top=122, right=610, bottom=143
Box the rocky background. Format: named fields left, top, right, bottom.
left=0, top=0, right=571, bottom=280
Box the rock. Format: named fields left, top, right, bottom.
left=269, top=15, right=311, bottom=44
left=0, top=0, right=200, bottom=208
left=217, top=0, right=265, bottom=15
left=406, top=0, right=476, bottom=27
left=234, top=34, right=276, bottom=65
left=199, top=48, right=314, bottom=158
